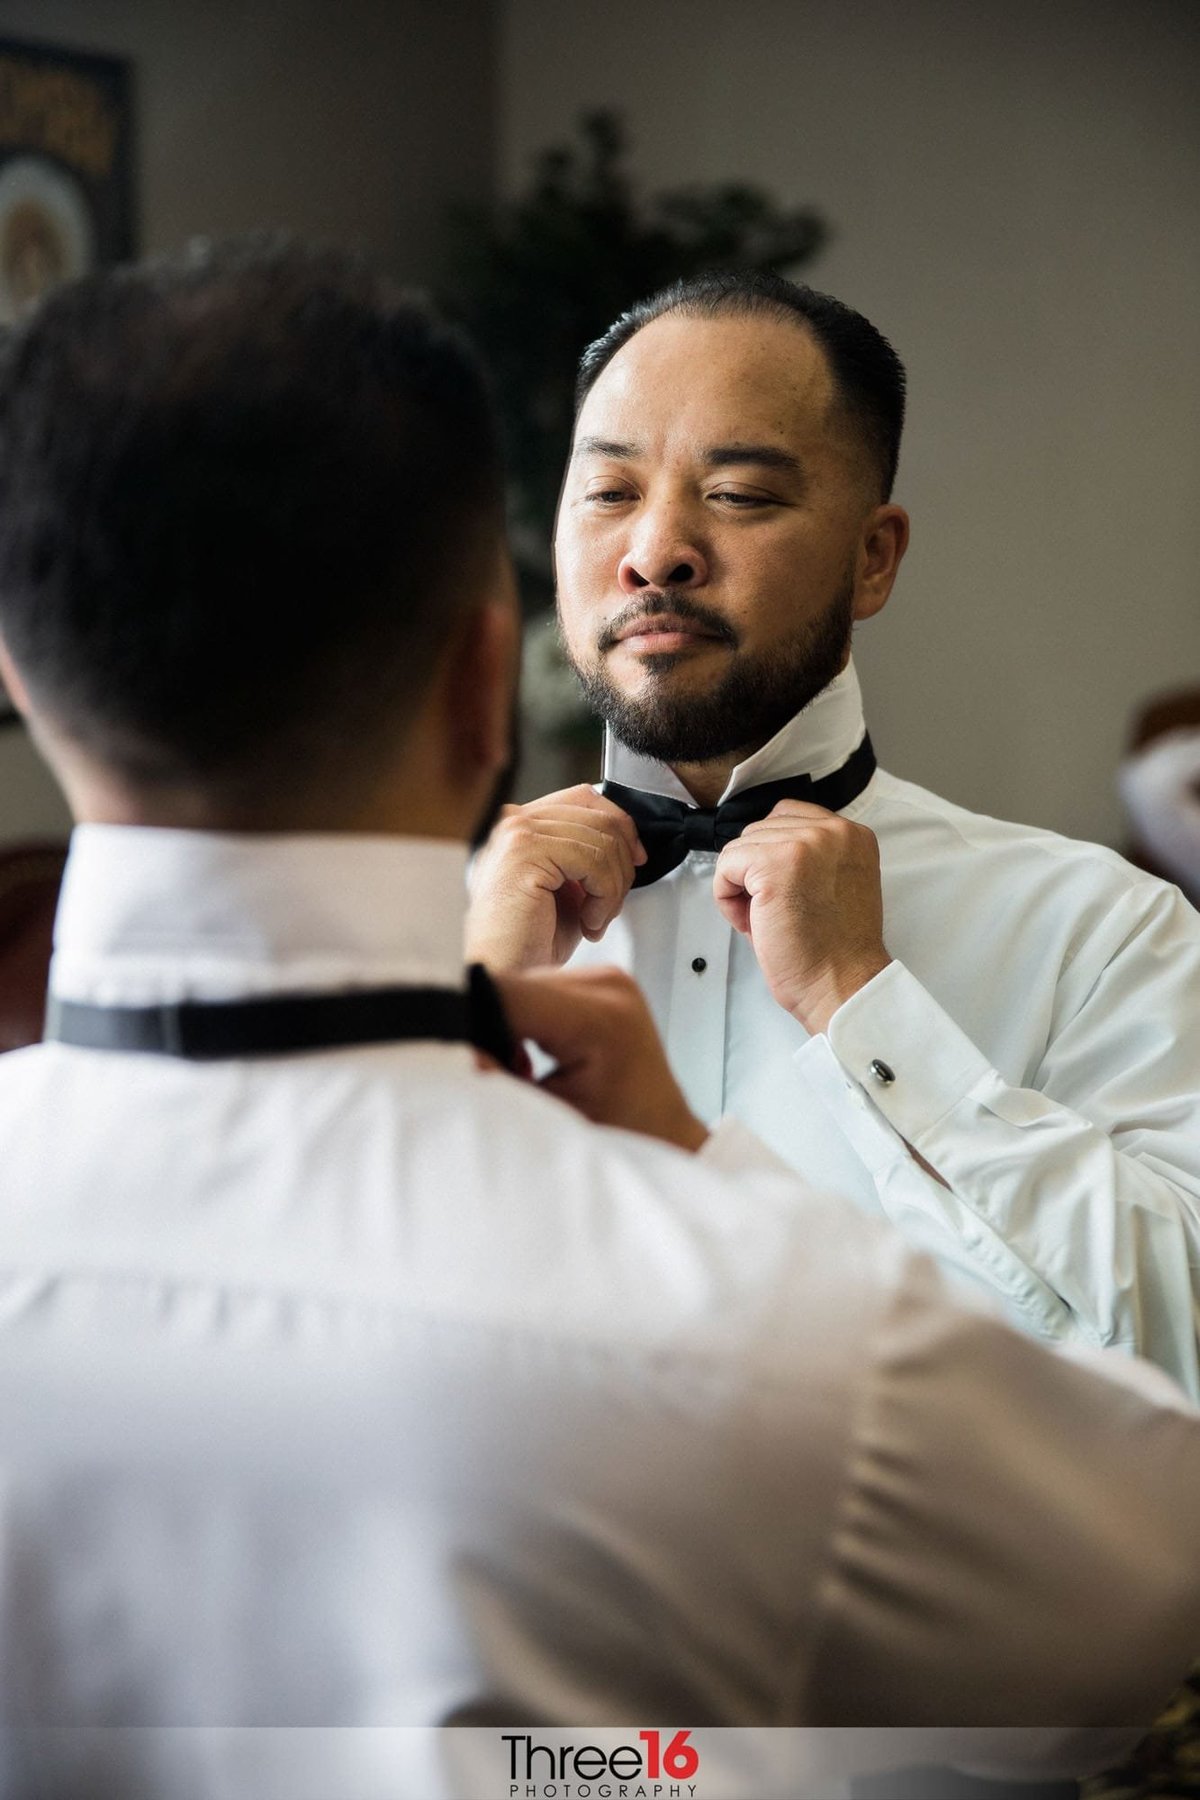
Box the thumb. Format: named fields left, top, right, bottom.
left=579, top=891, right=618, bottom=939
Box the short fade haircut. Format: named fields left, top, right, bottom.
left=0, top=238, right=504, bottom=797
left=576, top=270, right=906, bottom=502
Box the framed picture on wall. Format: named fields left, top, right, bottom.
left=0, top=34, right=136, bottom=328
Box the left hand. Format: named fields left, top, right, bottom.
left=713, top=800, right=892, bottom=1034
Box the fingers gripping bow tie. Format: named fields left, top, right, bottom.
left=601, top=734, right=877, bottom=887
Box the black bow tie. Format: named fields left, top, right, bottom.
left=44, top=962, right=518, bottom=1069
left=602, top=733, right=877, bottom=888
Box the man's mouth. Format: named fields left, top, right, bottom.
left=592, top=591, right=737, bottom=660
left=607, top=613, right=729, bottom=656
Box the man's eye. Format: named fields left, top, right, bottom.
left=584, top=488, right=633, bottom=505
left=711, top=491, right=773, bottom=508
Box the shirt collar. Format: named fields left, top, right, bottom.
left=602, top=658, right=868, bottom=806
left=50, top=827, right=469, bottom=1006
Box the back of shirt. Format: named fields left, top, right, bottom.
left=0, top=1038, right=884, bottom=1726
left=0, top=1035, right=1197, bottom=1798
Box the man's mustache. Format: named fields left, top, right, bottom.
left=595, top=590, right=738, bottom=654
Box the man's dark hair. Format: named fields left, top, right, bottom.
left=576, top=270, right=906, bottom=502
left=0, top=238, right=504, bottom=797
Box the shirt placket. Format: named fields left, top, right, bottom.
left=664, top=852, right=731, bottom=1125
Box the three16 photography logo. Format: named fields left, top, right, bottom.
left=502, top=1728, right=701, bottom=1799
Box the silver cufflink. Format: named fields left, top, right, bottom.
left=869, top=1058, right=896, bottom=1086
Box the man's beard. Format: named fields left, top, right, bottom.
left=562, top=576, right=855, bottom=765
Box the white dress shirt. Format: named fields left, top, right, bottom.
left=579, top=662, right=1200, bottom=1396
left=1, top=826, right=1198, bottom=1800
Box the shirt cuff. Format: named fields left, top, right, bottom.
left=792, top=974, right=1067, bottom=1332
left=819, top=959, right=994, bottom=1146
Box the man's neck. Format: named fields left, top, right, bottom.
left=668, top=744, right=764, bottom=809
left=53, top=753, right=474, bottom=841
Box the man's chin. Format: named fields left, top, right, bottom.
left=615, top=652, right=692, bottom=681
left=608, top=639, right=728, bottom=679
left=600, top=697, right=746, bottom=765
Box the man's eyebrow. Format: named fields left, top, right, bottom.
left=703, top=444, right=804, bottom=474
left=573, top=435, right=640, bottom=460
left=572, top=437, right=805, bottom=476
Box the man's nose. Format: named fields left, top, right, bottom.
left=617, top=522, right=709, bottom=593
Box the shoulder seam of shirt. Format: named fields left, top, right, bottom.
left=869, top=768, right=1161, bottom=888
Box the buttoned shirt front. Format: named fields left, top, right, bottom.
left=1, top=827, right=1199, bottom=1799
left=577, top=662, right=1200, bottom=1396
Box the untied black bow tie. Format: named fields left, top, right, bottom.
left=44, top=962, right=519, bottom=1069
left=601, top=733, right=877, bottom=888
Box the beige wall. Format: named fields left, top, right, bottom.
left=499, top=0, right=1200, bottom=846
left=0, top=0, right=496, bottom=842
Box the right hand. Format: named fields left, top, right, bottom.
left=494, top=964, right=708, bottom=1152
left=466, top=785, right=646, bottom=971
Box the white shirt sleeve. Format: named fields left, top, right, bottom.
left=1119, top=728, right=1200, bottom=894
left=795, top=916, right=1200, bottom=1397
left=665, top=1120, right=1200, bottom=1758
left=804, top=1252, right=1200, bottom=1752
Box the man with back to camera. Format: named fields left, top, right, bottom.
left=0, top=243, right=1198, bottom=1800
left=467, top=270, right=1200, bottom=1396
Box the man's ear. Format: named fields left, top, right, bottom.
left=441, top=556, right=520, bottom=781
left=0, top=634, right=30, bottom=716
left=853, top=505, right=910, bottom=623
